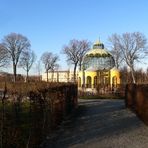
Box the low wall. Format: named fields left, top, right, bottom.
left=125, top=84, right=148, bottom=124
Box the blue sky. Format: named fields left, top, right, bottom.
left=0, top=0, right=148, bottom=74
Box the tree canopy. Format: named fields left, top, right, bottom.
left=1, top=33, right=31, bottom=82
left=62, top=39, right=90, bottom=82
left=109, top=32, right=148, bottom=83
left=41, top=52, right=59, bottom=82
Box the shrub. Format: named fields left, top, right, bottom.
left=0, top=82, right=77, bottom=147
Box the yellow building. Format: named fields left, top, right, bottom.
left=78, top=41, right=120, bottom=94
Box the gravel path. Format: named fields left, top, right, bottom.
left=43, top=99, right=148, bottom=148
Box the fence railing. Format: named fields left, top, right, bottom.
left=79, top=84, right=126, bottom=97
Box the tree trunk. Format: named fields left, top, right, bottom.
left=52, top=70, right=54, bottom=82
left=46, top=70, right=48, bottom=82
left=73, top=63, right=77, bottom=82
left=82, top=68, right=85, bottom=88
left=130, top=66, right=136, bottom=84
left=13, top=63, right=17, bottom=82
left=26, top=70, right=29, bottom=82
left=57, top=71, right=59, bottom=82
left=79, top=61, right=82, bottom=71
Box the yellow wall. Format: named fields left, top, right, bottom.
left=78, top=71, right=97, bottom=88
left=78, top=68, right=120, bottom=89
left=85, top=71, right=97, bottom=88
left=110, top=68, right=120, bottom=85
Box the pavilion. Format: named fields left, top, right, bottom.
left=78, top=41, right=120, bottom=94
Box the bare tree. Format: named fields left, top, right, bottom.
left=0, top=44, right=9, bottom=67
left=109, top=32, right=147, bottom=83
left=1, top=33, right=31, bottom=82
left=62, top=39, right=90, bottom=82
left=108, top=34, right=123, bottom=69
left=19, top=50, right=36, bottom=82
left=36, top=60, right=42, bottom=81
left=78, top=40, right=90, bottom=70
left=41, top=52, right=59, bottom=82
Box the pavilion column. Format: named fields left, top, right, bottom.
left=92, top=76, right=94, bottom=88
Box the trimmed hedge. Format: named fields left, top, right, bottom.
left=125, top=84, right=148, bottom=125
left=0, top=82, right=77, bottom=147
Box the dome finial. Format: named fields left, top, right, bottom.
left=94, top=38, right=100, bottom=45
left=93, top=39, right=104, bottom=49
left=99, top=37, right=101, bottom=42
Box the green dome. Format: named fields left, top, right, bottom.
left=85, top=41, right=111, bottom=57
left=83, top=41, right=115, bottom=71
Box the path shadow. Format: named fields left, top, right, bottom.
left=42, top=99, right=144, bottom=148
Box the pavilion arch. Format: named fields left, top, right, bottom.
left=94, top=76, right=97, bottom=88
left=112, top=76, right=117, bottom=87
left=86, top=76, right=92, bottom=88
